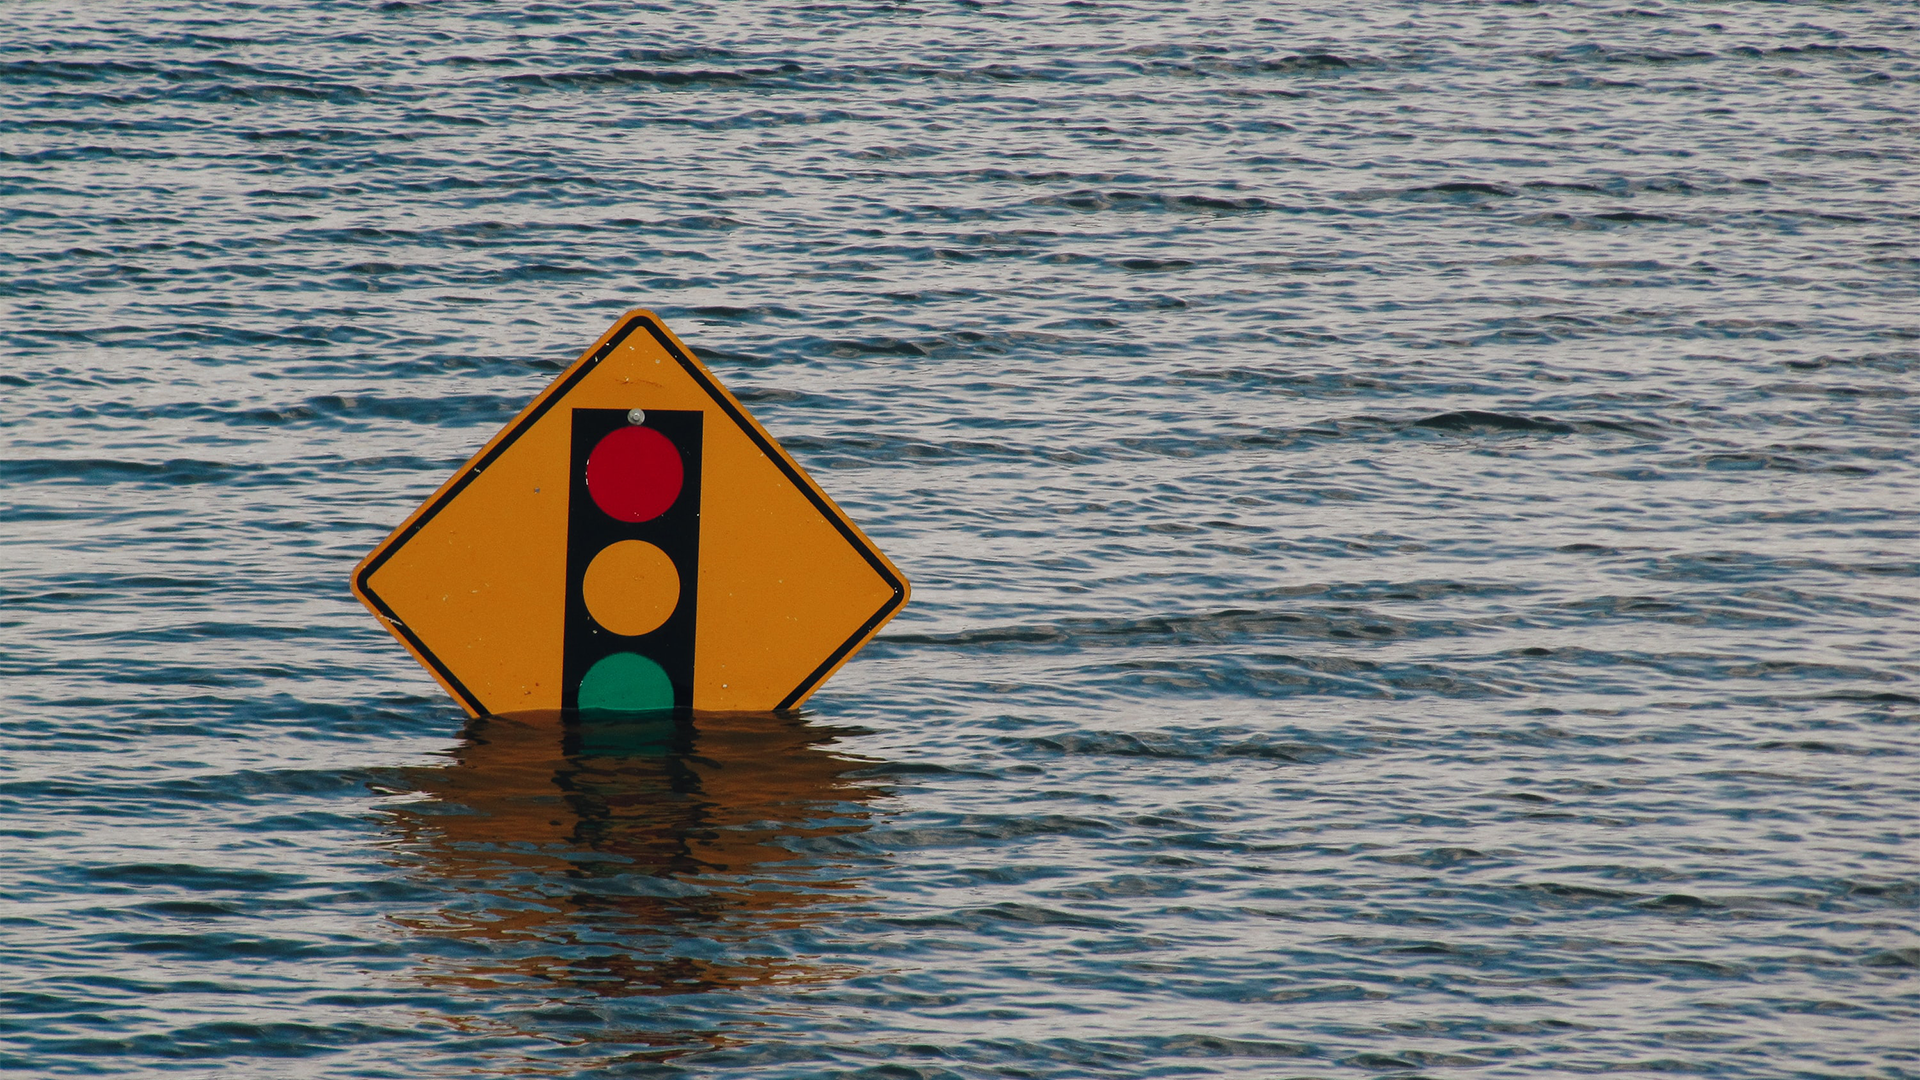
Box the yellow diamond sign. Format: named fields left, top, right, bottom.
left=350, top=310, right=909, bottom=715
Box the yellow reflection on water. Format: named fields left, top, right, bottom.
left=384, top=710, right=884, bottom=1002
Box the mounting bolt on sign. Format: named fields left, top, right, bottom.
left=350, top=310, right=910, bottom=716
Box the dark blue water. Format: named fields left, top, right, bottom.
left=4, top=2, right=1917, bottom=1076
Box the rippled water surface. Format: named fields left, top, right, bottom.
left=4, top=1, right=1919, bottom=1076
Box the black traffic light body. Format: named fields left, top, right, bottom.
left=561, top=408, right=702, bottom=712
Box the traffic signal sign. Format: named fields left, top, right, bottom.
left=351, top=311, right=908, bottom=716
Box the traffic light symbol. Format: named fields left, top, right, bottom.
left=562, top=408, right=702, bottom=713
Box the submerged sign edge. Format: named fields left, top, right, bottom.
left=349, top=309, right=911, bottom=717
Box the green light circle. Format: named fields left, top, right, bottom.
left=577, top=652, right=675, bottom=713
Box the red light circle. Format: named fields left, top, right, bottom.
left=585, top=425, right=684, bottom=522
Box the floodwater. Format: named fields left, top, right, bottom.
left=3, top=1, right=1918, bottom=1076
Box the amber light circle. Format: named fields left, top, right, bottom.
left=586, top=425, right=684, bottom=523
left=582, top=540, right=681, bottom=637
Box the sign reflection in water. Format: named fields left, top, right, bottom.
left=383, top=711, right=886, bottom=1003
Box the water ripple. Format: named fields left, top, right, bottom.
left=3, top=0, right=1917, bottom=1076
